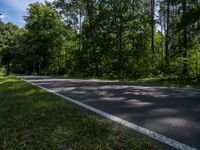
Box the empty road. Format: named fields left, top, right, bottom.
left=19, top=76, right=200, bottom=149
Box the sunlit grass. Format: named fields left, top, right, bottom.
left=63, top=74, right=200, bottom=89
left=126, top=77, right=200, bottom=88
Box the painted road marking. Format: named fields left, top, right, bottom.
left=18, top=76, right=198, bottom=150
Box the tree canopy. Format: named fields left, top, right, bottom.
left=0, top=0, right=200, bottom=79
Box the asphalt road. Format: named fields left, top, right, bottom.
left=19, top=76, right=200, bottom=149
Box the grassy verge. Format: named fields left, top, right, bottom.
left=0, top=75, right=158, bottom=149
left=125, top=77, right=200, bottom=89
left=63, top=75, right=200, bottom=89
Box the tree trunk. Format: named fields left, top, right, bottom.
left=118, top=3, right=123, bottom=78
left=151, top=0, right=155, bottom=68
left=79, top=9, right=82, bottom=35
left=159, top=2, right=165, bottom=62
left=6, top=64, right=10, bottom=76
left=182, top=0, right=187, bottom=78
left=79, top=9, right=82, bottom=52
left=85, top=0, right=99, bottom=76
left=165, top=0, right=170, bottom=65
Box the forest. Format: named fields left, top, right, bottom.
left=0, top=0, right=200, bottom=80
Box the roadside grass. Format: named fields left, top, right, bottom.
left=125, top=77, right=200, bottom=88
left=0, top=69, right=5, bottom=83
left=63, top=74, right=200, bottom=89
left=0, top=75, right=158, bottom=149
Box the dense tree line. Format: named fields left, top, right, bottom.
left=0, top=0, right=200, bottom=79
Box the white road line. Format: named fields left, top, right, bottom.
left=18, top=76, right=198, bottom=150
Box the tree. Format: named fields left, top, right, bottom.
left=165, top=0, right=170, bottom=65
left=2, top=0, right=199, bottom=79
left=151, top=0, right=155, bottom=68
left=0, top=22, right=20, bottom=75
left=24, top=2, right=64, bottom=74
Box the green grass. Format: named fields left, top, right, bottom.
left=63, top=75, right=200, bottom=89
left=0, top=75, right=158, bottom=149
left=124, top=77, right=200, bottom=88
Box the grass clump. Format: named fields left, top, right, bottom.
left=126, top=77, right=200, bottom=88
left=0, top=74, right=158, bottom=149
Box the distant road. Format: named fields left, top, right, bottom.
left=19, top=76, right=200, bottom=149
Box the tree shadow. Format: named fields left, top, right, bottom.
left=18, top=76, right=200, bottom=148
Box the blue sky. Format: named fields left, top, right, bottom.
left=0, top=0, right=54, bottom=27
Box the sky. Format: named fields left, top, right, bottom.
left=0, top=0, right=54, bottom=27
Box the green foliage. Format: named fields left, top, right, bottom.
left=187, top=34, right=200, bottom=78
left=0, top=22, right=22, bottom=75
left=0, top=0, right=200, bottom=79
left=23, top=2, right=65, bottom=74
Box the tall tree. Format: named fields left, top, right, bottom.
left=3, top=0, right=199, bottom=79
left=182, top=0, right=188, bottom=77
left=24, top=2, right=64, bottom=74
left=151, top=0, right=155, bottom=67
left=85, top=0, right=99, bottom=76
left=0, top=23, right=20, bottom=75
left=165, top=0, right=170, bottom=65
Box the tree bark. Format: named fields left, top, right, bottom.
left=159, top=3, right=164, bottom=62
left=182, top=0, right=187, bottom=78
left=6, top=64, right=10, bottom=76
left=79, top=9, right=82, bottom=51
left=118, top=6, right=123, bottom=78
left=85, top=0, right=99, bottom=76
left=151, top=0, right=155, bottom=68
left=165, top=0, right=170, bottom=65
